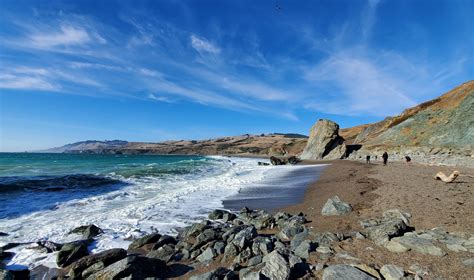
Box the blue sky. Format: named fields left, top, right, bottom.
left=0, top=0, right=472, bottom=151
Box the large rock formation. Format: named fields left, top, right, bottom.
left=300, top=119, right=346, bottom=160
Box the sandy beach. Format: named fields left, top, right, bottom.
left=280, top=160, right=474, bottom=279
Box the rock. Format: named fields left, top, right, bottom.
left=261, top=250, right=290, bottom=280
left=361, top=210, right=411, bottom=245
left=208, top=209, right=229, bottom=220
left=391, top=234, right=445, bottom=256
left=69, top=224, right=103, bottom=239
left=214, top=241, right=226, bottom=255
left=290, top=231, right=310, bottom=250
left=446, top=243, right=467, bottom=252
left=322, top=264, right=376, bottom=280
left=196, top=247, right=217, bottom=263
left=287, top=156, right=300, bottom=165
left=0, top=249, right=14, bottom=261
left=408, top=264, right=429, bottom=278
left=462, top=258, right=474, bottom=268
left=239, top=263, right=266, bottom=280
left=179, top=221, right=211, bottom=240
left=288, top=254, right=309, bottom=278
left=252, top=237, right=274, bottom=256
left=152, top=235, right=177, bottom=250
left=230, top=225, right=257, bottom=249
left=384, top=240, right=409, bottom=253
left=321, top=196, right=352, bottom=216
left=293, top=240, right=315, bottom=259
left=462, top=238, right=474, bottom=252
left=68, top=248, right=127, bottom=279
left=147, top=244, right=176, bottom=262
left=57, top=241, right=89, bottom=267
left=380, top=264, right=405, bottom=280
left=353, top=264, right=381, bottom=279
left=190, top=267, right=237, bottom=280
left=300, top=119, right=346, bottom=160
left=316, top=246, right=333, bottom=254
left=234, top=247, right=253, bottom=264
left=0, top=267, right=13, bottom=280
left=87, top=255, right=165, bottom=279
left=248, top=255, right=263, bottom=266
left=270, top=156, right=286, bottom=165
left=222, top=243, right=239, bottom=262
left=30, top=265, right=60, bottom=280
left=193, top=229, right=219, bottom=250
left=0, top=232, right=8, bottom=237
left=313, top=232, right=340, bottom=246
left=128, top=233, right=162, bottom=250
left=222, top=212, right=237, bottom=222
left=249, top=212, right=275, bottom=230
left=34, top=240, right=62, bottom=253
left=277, top=224, right=305, bottom=241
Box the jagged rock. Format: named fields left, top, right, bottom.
left=222, top=212, right=237, bottom=222
left=293, top=240, right=315, bottom=259
left=322, top=264, right=376, bottom=280
left=147, top=244, right=176, bottom=262
left=209, top=209, right=229, bottom=220
left=179, top=221, right=211, bottom=240
left=234, top=247, right=253, bottom=264
left=380, top=264, right=405, bottom=280
left=252, top=237, right=274, bottom=256
left=353, top=264, right=381, bottom=279
left=270, top=156, right=286, bottom=165
left=68, top=248, right=127, bottom=279
left=230, top=226, right=257, bottom=249
left=390, top=233, right=445, bottom=256
left=361, top=210, right=411, bottom=245
left=57, top=241, right=89, bottom=267
left=261, top=250, right=290, bottom=280
left=152, top=235, right=177, bottom=250
left=87, top=255, right=165, bottom=279
left=287, top=156, right=300, bottom=165
left=384, top=240, right=409, bottom=253
left=278, top=224, right=305, bottom=241
left=248, top=255, right=263, bottom=266
left=321, top=196, right=352, bottom=216
left=313, top=232, right=340, bottom=246
left=33, top=240, right=62, bottom=253
left=69, top=224, right=103, bottom=239
left=193, top=229, right=219, bottom=250
left=197, top=247, right=217, bottom=263
left=300, top=119, right=346, bottom=160
left=190, top=267, right=237, bottom=280
left=290, top=230, right=310, bottom=251
left=239, top=263, right=266, bottom=280
left=128, top=233, right=162, bottom=250
left=222, top=243, right=239, bottom=262
left=214, top=241, right=226, bottom=255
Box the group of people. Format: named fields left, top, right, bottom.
left=365, top=152, right=411, bottom=165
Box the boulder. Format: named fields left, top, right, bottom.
left=147, top=244, right=177, bottom=262
left=178, top=221, right=211, bottom=240
left=57, top=241, right=89, bottom=267
left=87, top=255, right=165, bottom=279
left=287, top=156, right=300, bottom=165
left=222, top=243, right=239, bottom=262
left=34, top=240, right=62, bottom=253
left=230, top=226, right=257, bottom=249
left=300, top=119, right=346, bottom=160
left=208, top=209, right=229, bottom=220
left=380, top=264, right=405, bottom=280
left=248, top=255, right=263, bottom=266
left=128, top=233, right=162, bottom=250
left=321, top=196, right=352, bottom=216
left=313, top=232, right=340, bottom=246
left=68, top=248, right=127, bottom=279
left=261, top=250, right=290, bottom=280
left=462, top=258, right=474, bottom=268
left=270, top=156, right=286, bottom=165
left=293, top=240, right=315, bottom=259
left=69, top=224, right=103, bottom=239
left=196, top=247, right=217, bottom=263
left=152, top=235, right=177, bottom=250
left=322, top=265, right=376, bottom=280
left=251, top=237, right=274, bottom=256
left=361, top=210, right=411, bottom=245
left=190, top=267, right=237, bottom=280
left=390, top=233, right=445, bottom=256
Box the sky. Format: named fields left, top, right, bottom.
left=0, top=0, right=472, bottom=152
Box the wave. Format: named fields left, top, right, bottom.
left=0, top=175, right=123, bottom=194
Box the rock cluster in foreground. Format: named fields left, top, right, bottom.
left=1, top=204, right=473, bottom=279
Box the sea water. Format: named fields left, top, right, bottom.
left=0, top=153, right=324, bottom=269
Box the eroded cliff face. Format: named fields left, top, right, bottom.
left=300, top=119, right=346, bottom=160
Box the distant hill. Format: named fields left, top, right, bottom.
left=42, top=134, right=308, bottom=157
left=43, top=140, right=129, bottom=153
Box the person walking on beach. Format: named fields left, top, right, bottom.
left=366, top=155, right=371, bottom=164
left=382, top=152, right=388, bottom=165
left=405, top=155, right=411, bottom=164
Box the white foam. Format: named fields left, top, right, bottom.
left=0, top=156, right=320, bottom=269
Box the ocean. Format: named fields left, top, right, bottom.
left=0, top=153, right=324, bottom=269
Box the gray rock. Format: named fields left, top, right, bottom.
left=462, top=258, right=474, bottom=268
left=234, top=247, right=253, bottom=264
left=322, top=264, right=376, bottom=280
left=208, top=209, right=229, bottom=220
left=57, top=241, right=89, bottom=267
left=179, top=221, right=211, bottom=240
left=300, top=119, right=346, bottom=160
left=81, top=262, right=105, bottom=279
left=230, top=225, right=257, bottom=249
left=380, top=264, right=405, bottom=280
left=69, top=224, right=103, bottom=239
left=34, top=240, right=62, bottom=253
left=86, top=255, right=165, bottom=279
left=252, top=237, right=274, bottom=256
left=214, top=241, right=226, bottom=255
left=152, top=235, right=177, bottom=250
left=222, top=243, right=239, bottom=262
left=391, top=234, right=445, bottom=256
left=190, top=267, right=235, bottom=280
left=239, top=263, right=266, bottom=280
left=293, top=240, right=315, bottom=259
left=193, top=229, right=219, bottom=250
left=362, top=210, right=411, bottom=245
left=147, top=244, right=176, bottom=262
left=248, top=255, right=263, bottom=266
left=261, top=250, right=290, bottom=280
left=313, top=232, right=340, bottom=246
left=68, top=248, right=127, bottom=279
left=0, top=268, right=13, bottom=280
left=128, top=233, right=162, bottom=250
left=197, top=247, right=217, bottom=263
left=290, top=230, right=310, bottom=250
left=321, top=196, right=352, bottom=216
left=277, top=224, right=305, bottom=241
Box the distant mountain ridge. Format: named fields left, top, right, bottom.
left=43, top=140, right=129, bottom=153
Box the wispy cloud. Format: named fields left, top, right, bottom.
left=29, top=25, right=91, bottom=48
left=190, top=34, right=220, bottom=54
left=0, top=73, right=58, bottom=91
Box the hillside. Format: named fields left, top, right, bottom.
left=44, top=134, right=308, bottom=157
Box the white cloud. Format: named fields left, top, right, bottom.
left=190, top=35, right=220, bottom=54
left=0, top=73, right=57, bottom=91
left=29, top=25, right=91, bottom=48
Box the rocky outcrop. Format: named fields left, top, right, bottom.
left=300, top=119, right=346, bottom=160
left=321, top=196, right=352, bottom=216
left=57, top=241, right=89, bottom=267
